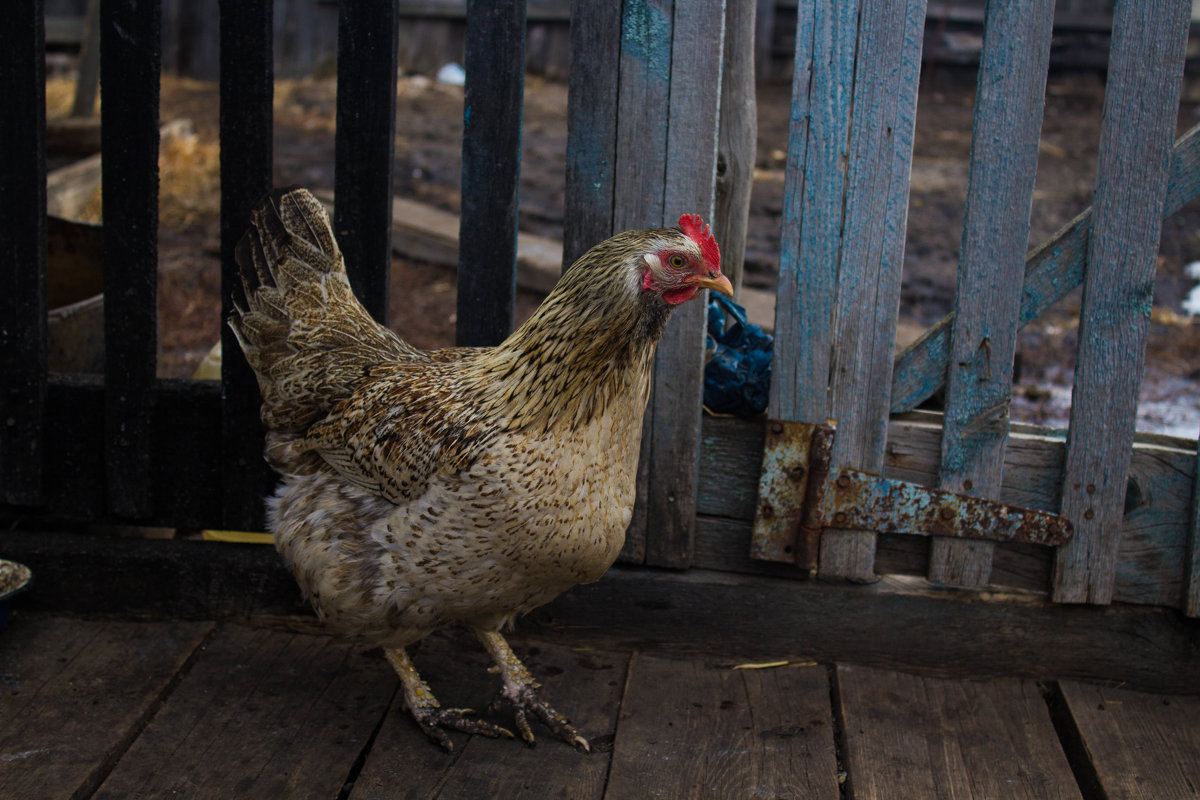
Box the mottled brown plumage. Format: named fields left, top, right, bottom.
left=229, top=187, right=730, bottom=750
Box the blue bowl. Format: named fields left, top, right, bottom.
left=0, top=560, right=33, bottom=631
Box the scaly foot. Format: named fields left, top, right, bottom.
left=385, top=647, right=514, bottom=751
left=476, top=630, right=590, bottom=752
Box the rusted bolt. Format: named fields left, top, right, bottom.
left=836, top=475, right=851, bottom=489
left=761, top=504, right=775, bottom=520
left=771, top=421, right=784, bottom=435
left=1084, top=508, right=1095, bottom=520
left=939, top=507, right=955, bottom=521
left=788, top=465, right=806, bottom=481
left=1086, top=484, right=1096, bottom=495
left=833, top=511, right=847, bottom=524
left=1048, top=521, right=1061, bottom=535
left=963, top=479, right=973, bottom=491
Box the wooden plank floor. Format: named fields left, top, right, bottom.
left=2, top=615, right=1197, bottom=800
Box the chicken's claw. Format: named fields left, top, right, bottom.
left=477, top=630, right=591, bottom=752
left=412, top=706, right=514, bottom=752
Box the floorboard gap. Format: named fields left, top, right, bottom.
left=1040, top=680, right=1108, bottom=800
left=73, top=621, right=218, bottom=800
left=828, top=663, right=850, bottom=800
left=336, top=678, right=401, bottom=800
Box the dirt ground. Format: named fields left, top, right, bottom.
left=60, top=66, right=1200, bottom=438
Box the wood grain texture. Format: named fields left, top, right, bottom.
left=820, top=0, right=926, bottom=581
left=646, top=1, right=726, bottom=568
left=456, top=0, right=525, bottom=346
left=890, top=121, right=1200, bottom=416
left=95, top=624, right=396, bottom=800
left=836, top=666, right=1081, bottom=799
left=605, top=653, right=840, bottom=799
left=100, top=0, right=161, bottom=519
left=219, top=0, right=275, bottom=531
left=713, top=0, right=757, bottom=295
left=768, top=0, right=857, bottom=423
left=562, top=0, right=620, bottom=270
left=0, top=616, right=211, bottom=800
left=930, top=0, right=1055, bottom=587
left=334, top=0, right=399, bottom=326
left=1053, top=0, right=1191, bottom=605
left=1187, top=437, right=1200, bottom=616
left=0, top=0, right=47, bottom=505
left=613, top=0, right=672, bottom=564
left=1057, top=680, right=1200, bottom=800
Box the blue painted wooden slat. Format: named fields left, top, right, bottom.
left=613, top=0, right=673, bottom=564
left=1187, top=436, right=1200, bottom=617
left=930, top=0, right=1055, bottom=587
left=1053, top=0, right=1191, bottom=605
left=819, top=0, right=927, bottom=581
left=768, top=0, right=858, bottom=424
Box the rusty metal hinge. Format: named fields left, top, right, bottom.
left=750, top=419, right=1074, bottom=571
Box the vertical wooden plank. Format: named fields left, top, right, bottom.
left=768, top=0, right=858, bottom=422
left=334, top=0, right=399, bottom=327
left=929, top=0, right=1055, bottom=587
left=645, top=1, right=725, bottom=568
left=219, top=0, right=274, bottom=531
left=0, top=0, right=48, bottom=506
left=562, top=0, right=621, bottom=271
left=606, top=654, right=841, bottom=799
left=612, top=0, right=673, bottom=564
left=836, top=666, right=1082, bottom=800
left=455, top=0, right=525, bottom=347
left=819, top=0, right=926, bottom=580
left=1053, top=0, right=1190, bottom=605
left=101, top=0, right=161, bottom=519
left=712, top=0, right=757, bottom=296
left=1187, top=436, right=1200, bottom=616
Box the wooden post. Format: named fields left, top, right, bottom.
left=1186, top=433, right=1200, bottom=617
left=713, top=0, right=757, bottom=297
left=219, top=0, right=274, bottom=531
left=562, top=0, right=621, bottom=271
left=1053, top=0, right=1191, bottom=604
left=930, top=0, right=1055, bottom=588
left=101, top=0, right=161, bottom=519
left=0, top=0, right=48, bottom=506
left=819, top=0, right=926, bottom=581
left=456, top=0, right=525, bottom=347
left=335, top=0, right=400, bottom=328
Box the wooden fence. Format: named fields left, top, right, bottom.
left=2, top=0, right=1199, bottom=622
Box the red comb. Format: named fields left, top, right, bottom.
left=678, top=214, right=721, bottom=271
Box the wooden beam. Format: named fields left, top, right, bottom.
left=930, top=0, right=1055, bottom=588
left=1053, top=0, right=1191, bottom=605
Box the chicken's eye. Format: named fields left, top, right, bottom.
left=668, top=254, right=686, bottom=269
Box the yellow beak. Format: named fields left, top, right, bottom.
left=691, top=273, right=735, bottom=298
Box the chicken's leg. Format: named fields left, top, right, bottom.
left=476, top=630, right=590, bottom=752
left=384, top=647, right=514, bottom=751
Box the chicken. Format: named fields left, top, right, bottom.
left=229, top=187, right=731, bottom=751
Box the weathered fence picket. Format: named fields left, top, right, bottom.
left=929, top=0, right=1055, bottom=588
left=457, top=0, right=524, bottom=347
left=819, top=0, right=927, bottom=581
left=219, top=0, right=275, bottom=531
left=0, top=0, right=48, bottom=507
left=1053, top=0, right=1191, bottom=605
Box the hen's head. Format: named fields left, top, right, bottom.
left=637, top=214, right=732, bottom=305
